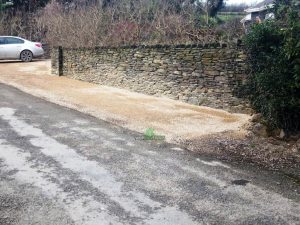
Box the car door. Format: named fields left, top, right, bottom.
left=4, top=37, right=25, bottom=59
left=0, top=37, right=6, bottom=59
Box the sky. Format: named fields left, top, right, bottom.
left=225, top=0, right=259, bottom=5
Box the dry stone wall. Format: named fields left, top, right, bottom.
left=51, top=44, right=250, bottom=112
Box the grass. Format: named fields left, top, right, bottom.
left=217, top=12, right=245, bottom=22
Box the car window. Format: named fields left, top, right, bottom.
left=5, top=37, right=25, bottom=44
left=0, top=37, right=5, bottom=45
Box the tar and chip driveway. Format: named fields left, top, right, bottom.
left=0, top=84, right=299, bottom=225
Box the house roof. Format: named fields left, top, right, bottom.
left=255, top=0, right=274, bottom=8
left=245, top=0, right=274, bottom=13
left=240, top=13, right=252, bottom=23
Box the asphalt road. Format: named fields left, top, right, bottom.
left=0, top=84, right=299, bottom=225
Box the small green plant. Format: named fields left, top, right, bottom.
left=144, top=128, right=155, bottom=140
left=143, top=128, right=165, bottom=141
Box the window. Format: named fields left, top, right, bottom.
left=0, top=38, right=5, bottom=45
left=5, top=37, right=25, bottom=44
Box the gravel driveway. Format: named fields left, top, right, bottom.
left=0, top=84, right=299, bottom=225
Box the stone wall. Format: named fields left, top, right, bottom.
left=51, top=44, right=250, bottom=112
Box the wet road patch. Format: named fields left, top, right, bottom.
left=231, top=179, right=250, bottom=186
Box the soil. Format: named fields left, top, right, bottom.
left=183, top=131, right=300, bottom=180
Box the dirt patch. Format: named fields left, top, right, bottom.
left=182, top=131, right=300, bottom=177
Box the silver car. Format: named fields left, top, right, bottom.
left=0, top=36, right=44, bottom=62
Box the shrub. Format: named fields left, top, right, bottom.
left=243, top=1, right=300, bottom=133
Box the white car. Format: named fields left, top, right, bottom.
left=0, top=36, right=44, bottom=62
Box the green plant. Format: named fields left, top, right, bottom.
left=143, top=128, right=165, bottom=141
left=243, top=0, right=300, bottom=133
left=144, top=128, right=155, bottom=140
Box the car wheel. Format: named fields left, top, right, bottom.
left=20, top=50, right=33, bottom=62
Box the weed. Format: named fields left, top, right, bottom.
left=144, top=128, right=155, bottom=140
left=144, top=128, right=165, bottom=141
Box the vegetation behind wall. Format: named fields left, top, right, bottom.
left=0, top=0, right=243, bottom=47
left=243, top=0, right=300, bottom=133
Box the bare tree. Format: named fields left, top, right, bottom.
left=1, top=0, right=238, bottom=47
left=195, top=0, right=224, bottom=25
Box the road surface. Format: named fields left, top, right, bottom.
left=0, top=84, right=299, bottom=225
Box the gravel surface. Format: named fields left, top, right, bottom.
left=0, top=60, right=250, bottom=144
left=0, top=84, right=299, bottom=225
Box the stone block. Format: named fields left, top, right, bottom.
left=205, top=70, right=219, bottom=76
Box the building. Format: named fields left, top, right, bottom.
left=241, top=0, right=275, bottom=31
